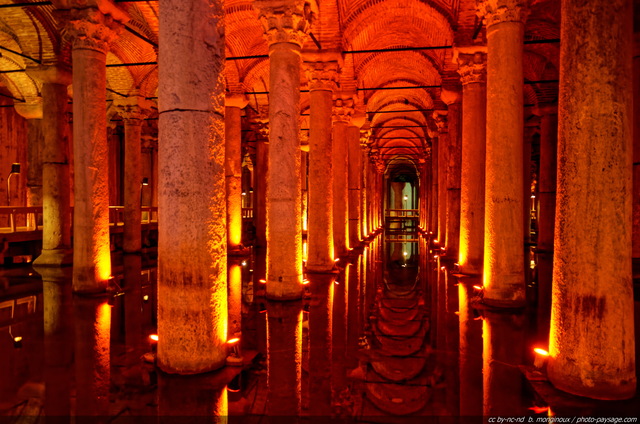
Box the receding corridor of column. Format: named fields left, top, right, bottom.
left=29, top=67, right=73, bottom=266
left=478, top=0, right=527, bottom=307
left=157, top=0, right=227, bottom=373
left=434, top=112, right=448, bottom=248
left=225, top=95, right=248, bottom=252
left=255, top=1, right=309, bottom=299
left=547, top=0, right=636, bottom=400
left=443, top=89, right=461, bottom=259
left=63, top=6, right=126, bottom=292
left=348, top=118, right=364, bottom=247
left=305, top=58, right=337, bottom=272
left=333, top=99, right=351, bottom=256
left=456, top=51, right=486, bottom=275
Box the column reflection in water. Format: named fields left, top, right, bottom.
left=308, top=273, right=334, bottom=415
left=74, top=295, right=111, bottom=417
left=346, top=258, right=361, bottom=370
left=332, top=266, right=348, bottom=402
left=457, top=276, right=483, bottom=417
left=482, top=310, right=525, bottom=417
left=266, top=300, right=303, bottom=416
left=38, top=267, right=73, bottom=417
left=158, top=373, right=228, bottom=420
left=122, top=254, right=145, bottom=385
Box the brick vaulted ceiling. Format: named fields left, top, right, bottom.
left=0, top=0, right=561, bottom=171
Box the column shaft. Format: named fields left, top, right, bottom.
left=458, top=54, right=486, bottom=274
left=333, top=120, right=350, bottom=256
left=446, top=101, right=461, bottom=257
left=348, top=125, right=362, bottom=246
left=157, top=0, right=227, bottom=373
left=307, top=87, right=334, bottom=271
left=480, top=1, right=526, bottom=306
left=266, top=41, right=303, bottom=299
left=123, top=119, right=142, bottom=253
left=548, top=0, right=635, bottom=399
left=225, top=104, right=244, bottom=251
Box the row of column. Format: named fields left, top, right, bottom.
left=434, top=0, right=636, bottom=400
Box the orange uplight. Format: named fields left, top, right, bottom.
left=302, top=279, right=310, bottom=285
left=259, top=279, right=266, bottom=284
left=534, top=348, right=549, bottom=356
left=149, top=334, right=159, bottom=342
left=13, top=336, right=22, bottom=342
left=227, top=338, right=240, bottom=344
left=473, top=285, right=483, bottom=290
left=529, top=406, right=549, bottom=414
left=227, top=386, right=241, bottom=393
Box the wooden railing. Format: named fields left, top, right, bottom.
left=0, top=206, right=158, bottom=234
left=385, top=209, right=419, bottom=218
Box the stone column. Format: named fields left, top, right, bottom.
left=304, top=57, right=338, bottom=272
left=226, top=94, right=248, bottom=252
left=442, top=88, right=462, bottom=258
left=332, top=98, right=352, bottom=256
left=27, top=67, right=72, bottom=266
left=60, top=5, right=127, bottom=292
left=360, top=131, right=370, bottom=238
left=477, top=0, right=527, bottom=307
left=433, top=111, right=449, bottom=248
left=633, top=34, right=640, bottom=265
left=14, top=100, right=44, bottom=220
left=535, top=103, right=557, bottom=344
left=254, top=0, right=310, bottom=299
left=113, top=95, right=152, bottom=254
left=456, top=51, right=487, bottom=274
left=547, top=0, right=636, bottom=400
left=253, top=119, right=269, bottom=249
left=431, top=133, right=439, bottom=240
left=348, top=112, right=365, bottom=247
left=157, top=0, right=227, bottom=374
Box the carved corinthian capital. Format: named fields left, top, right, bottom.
left=332, top=97, right=354, bottom=124
left=60, top=7, right=124, bottom=53
left=253, top=0, right=312, bottom=48
left=456, top=51, right=487, bottom=85
left=476, top=0, right=529, bottom=28
left=304, top=60, right=340, bottom=92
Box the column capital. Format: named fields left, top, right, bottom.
left=440, top=87, right=461, bottom=105
left=476, top=0, right=529, bottom=28
left=454, top=49, right=487, bottom=85
left=250, top=119, right=270, bottom=142
left=432, top=110, right=449, bottom=133
left=14, top=96, right=43, bottom=119
left=303, top=57, right=340, bottom=92
left=26, top=64, right=72, bottom=85
left=359, top=128, right=371, bottom=147
left=332, top=97, right=354, bottom=124
left=253, top=0, right=313, bottom=48
left=112, top=94, right=154, bottom=124
left=225, top=94, right=249, bottom=109
left=57, top=6, right=128, bottom=53
left=141, top=136, right=158, bottom=154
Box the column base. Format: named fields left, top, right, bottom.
left=33, top=248, right=73, bottom=267
left=548, top=361, right=637, bottom=401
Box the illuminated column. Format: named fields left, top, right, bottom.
left=304, top=57, right=338, bottom=272
left=456, top=51, right=486, bottom=274
left=348, top=112, right=365, bottom=247
left=332, top=98, right=352, bottom=256
left=61, top=5, right=127, bottom=292
left=433, top=111, right=448, bottom=248
left=442, top=87, right=461, bottom=258
left=548, top=0, right=636, bottom=400
left=14, top=99, right=44, bottom=223
left=226, top=94, right=248, bottom=252
left=157, top=0, right=227, bottom=373
left=28, top=67, right=74, bottom=266
left=360, top=131, right=370, bottom=238
left=431, top=133, right=439, bottom=239
left=477, top=0, right=527, bottom=306
left=228, top=258, right=243, bottom=340
left=113, top=95, right=152, bottom=254
left=254, top=0, right=310, bottom=299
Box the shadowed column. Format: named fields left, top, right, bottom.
left=226, top=94, right=249, bottom=253
left=333, top=98, right=353, bottom=257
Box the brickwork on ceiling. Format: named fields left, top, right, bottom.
left=0, top=0, right=562, bottom=166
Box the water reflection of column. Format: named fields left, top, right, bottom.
left=346, top=260, right=361, bottom=369
left=267, top=300, right=303, bottom=416
left=37, top=267, right=73, bottom=417
left=458, top=277, right=483, bottom=417
left=482, top=310, right=524, bottom=417
left=308, top=274, right=334, bottom=415
left=332, top=266, right=348, bottom=400
left=74, top=296, right=111, bottom=417
left=158, top=373, right=227, bottom=420
left=123, top=254, right=144, bottom=382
